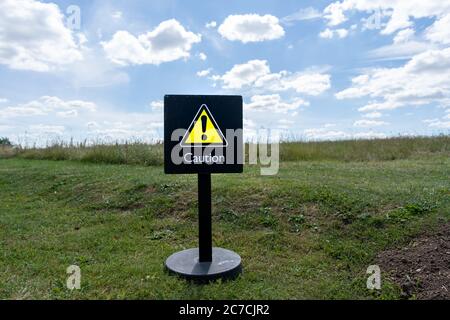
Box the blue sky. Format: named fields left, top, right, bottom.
left=0, top=0, right=449, bottom=145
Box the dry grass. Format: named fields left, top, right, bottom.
left=9, top=141, right=164, bottom=166
left=278, top=135, right=450, bottom=162
left=1, top=135, right=449, bottom=165
left=0, top=146, right=15, bottom=159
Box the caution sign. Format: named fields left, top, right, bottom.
left=164, top=95, right=243, bottom=174
left=164, top=95, right=244, bottom=281
left=180, top=105, right=228, bottom=148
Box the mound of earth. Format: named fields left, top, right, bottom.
left=378, top=223, right=450, bottom=300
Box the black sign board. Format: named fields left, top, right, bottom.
left=164, top=95, right=243, bottom=174
left=163, top=95, right=243, bottom=282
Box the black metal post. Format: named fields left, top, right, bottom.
left=198, top=173, right=213, bottom=262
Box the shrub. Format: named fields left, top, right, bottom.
left=0, top=137, right=12, bottom=146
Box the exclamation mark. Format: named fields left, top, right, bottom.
left=201, top=115, right=208, bottom=141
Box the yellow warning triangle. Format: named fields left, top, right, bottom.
left=181, top=105, right=227, bottom=147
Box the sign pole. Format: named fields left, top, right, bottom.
left=198, top=173, right=212, bottom=262
left=165, top=173, right=242, bottom=281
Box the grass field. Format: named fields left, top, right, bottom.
left=0, top=137, right=449, bottom=299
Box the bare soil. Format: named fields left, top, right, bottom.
left=378, top=224, right=450, bottom=300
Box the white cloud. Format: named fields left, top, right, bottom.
left=323, top=1, right=450, bottom=35
left=279, top=73, right=331, bottom=95
left=337, top=48, right=450, bottom=112
left=353, top=131, right=387, bottom=139
left=319, top=29, right=334, bottom=39
left=215, top=59, right=331, bottom=95
left=205, top=21, right=217, bottom=29
left=3, top=97, right=164, bottom=146
left=0, top=0, right=83, bottom=72
left=1, top=105, right=46, bottom=118
left=278, top=119, right=295, bottom=125
left=196, top=68, right=212, bottom=77
left=86, top=121, right=100, bottom=130
left=30, top=124, right=65, bottom=135
left=0, top=96, right=96, bottom=119
left=336, top=29, right=350, bottom=39
left=0, top=98, right=8, bottom=104
left=319, top=28, right=349, bottom=39
left=364, top=8, right=450, bottom=60
left=0, top=125, right=14, bottom=132
left=278, top=119, right=296, bottom=129
left=84, top=116, right=164, bottom=143
left=304, top=128, right=348, bottom=140
left=218, top=14, right=285, bottom=43
left=219, top=60, right=271, bottom=89
left=198, top=52, right=207, bottom=61
left=245, top=94, right=309, bottom=113
left=150, top=100, right=163, bottom=111
left=282, top=7, right=322, bottom=24
left=363, top=112, right=383, bottom=119
left=368, top=41, right=437, bottom=60
left=57, top=110, right=78, bottom=118
left=112, top=11, right=123, bottom=20
left=148, top=122, right=163, bottom=129
left=102, top=19, right=201, bottom=66
left=424, top=119, right=450, bottom=128
left=425, top=13, right=450, bottom=45
left=393, top=28, right=415, bottom=43
left=354, top=120, right=389, bottom=127
left=423, top=109, right=450, bottom=128
left=323, top=2, right=349, bottom=26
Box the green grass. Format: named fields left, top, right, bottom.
left=3, top=135, right=449, bottom=165
left=1, top=153, right=449, bottom=299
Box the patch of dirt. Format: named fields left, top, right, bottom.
left=377, top=223, right=450, bottom=300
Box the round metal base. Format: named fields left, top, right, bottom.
left=165, top=248, right=242, bottom=282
